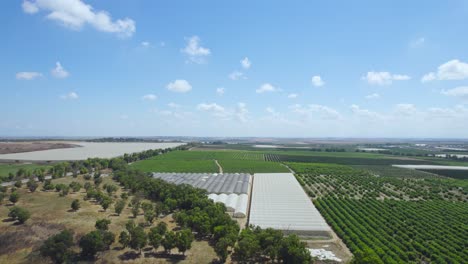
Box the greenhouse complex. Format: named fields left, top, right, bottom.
left=249, top=173, right=332, bottom=237
left=151, top=172, right=332, bottom=237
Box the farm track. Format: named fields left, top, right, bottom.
left=214, top=159, right=223, bottom=174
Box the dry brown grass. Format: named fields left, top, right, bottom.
left=0, top=175, right=218, bottom=264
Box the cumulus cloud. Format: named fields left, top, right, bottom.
left=241, top=57, right=251, bottom=69
left=22, top=0, right=136, bottom=37
left=216, top=87, right=225, bottom=96
left=311, top=75, right=325, bottom=87
left=365, top=93, right=380, bottom=100
left=362, top=71, right=410, bottom=85
left=422, top=59, right=468, bottom=82
left=229, top=71, right=245, bottom=80
left=288, top=93, right=298, bottom=99
left=256, top=83, right=278, bottom=94
left=181, top=36, right=210, bottom=63
left=290, top=104, right=341, bottom=120
left=16, top=71, right=42, bottom=80
left=350, top=104, right=383, bottom=120
left=51, top=62, right=69, bottom=78
left=394, top=103, right=418, bottom=116
left=141, top=41, right=150, bottom=47
left=441, top=86, right=468, bottom=99
left=166, top=80, right=192, bottom=93
left=60, top=92, right=78, bottom=100
left=142, top=94, right=157, bottom=101
left=197, top=102, right=249, bottom=122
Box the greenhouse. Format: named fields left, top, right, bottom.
left=249, top=173, right=332, bottom=236
left=208, top=193, right=248, bottom=218
left=152, top=172, right=251, bottom=194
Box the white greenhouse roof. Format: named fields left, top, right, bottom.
left=249, top=173, right=331, bottom=234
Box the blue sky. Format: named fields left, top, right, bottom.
left=2, top=0, right=468, bottom=138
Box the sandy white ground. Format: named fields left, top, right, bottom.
left=0, top=142, right=185, bottom=161
left=393, top=164, right=468, bottom=170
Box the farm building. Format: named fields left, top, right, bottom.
left=249, top=173, right=332, bottom=237
left=152, top=173, right=251, bottom=218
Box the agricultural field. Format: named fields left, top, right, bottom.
left=351, top=165, right=440, bottom=178
left=130, top=150, right=288, bottom=174
left=288, top=162, right=468, bottom=263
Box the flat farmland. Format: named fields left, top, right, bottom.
left=0, top=164, right=50, bottom=180
left=130, top=150, right=288, bottom=173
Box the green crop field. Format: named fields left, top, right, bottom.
left=0, top=164, right=50, bottom=181
left=130, top=150, right=286, bottom=173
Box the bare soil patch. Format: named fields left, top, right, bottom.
left=0, top=141, right=79, bottom=154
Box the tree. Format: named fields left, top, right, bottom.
left=175, top=229, right=194, bottom=255
left=155, top=222, right=168, bottom=236
left=71, top=199, right=81, bottom=211
left=148, top=227, right=163, bottom=251
left=60, top=186, right=70, bottom=197
left=95, top=219, right=111, bottom=231
left=144, top=208, right=156, bottom=225
left=39, top=230, right=74, bottom=264
left=79, top=230, right=115, bottom=259
left=94, top=177, right=102, bottom=187
left=278, top=234, right=312, bottom=264
left=8, top=206, right=30, bottom=224
left=69, top=182, right=82, bottom=193
left=215, top=238, right=230, bottom=262
left=129, top=225, right=147, bottom=254
left=27, top=180, right=38, bottom=192
left=9, top=191, right=19, bottom=204
left=114, top=199, right=126, bottom=216
left=14, top=180, right=22, bottom=188
left=131, top=201, right=140, bottom=218
left=100, top=196, right=113, bottom=211
left=119, top=231, right=130, bottom=249
left=162, top=231, right=177, bottom=254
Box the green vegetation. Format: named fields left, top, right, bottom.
left=0, top=163, right=50, bottom=181
left=315, top=198, right=468, bottom=263
left=352, top=165, right=440, bottom=178
left=417, top=169, right=468, bottom=179
left=131, top=150, right=288, bottom=173
left=289, top=162, right=467, bottom=263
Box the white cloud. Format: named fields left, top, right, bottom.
left=441, top=86, right=468, bottom=99
left=22, top=0, right=38, bottom=13
left=241, top=57, right=251, bottom=69
left=60, top=92, right=78, bottom=100
left=421, top=59, right=468, bottom=82
left=288, top=93, right=298, bottom=99
left=16, top=71, right=42, bottom=80
left=394, top=103, right=418, bottom=116
left=362, top=71, right=410, bottom=85
left=311, top=75, right=325, bottom=87
left=235, top=103, right=249, bottom=122
left=197, top=103, right=228, bottom=119
left=256, top=83, right=278, bottom=94
left=51, top=62, right=69, bottom=78
left=421, top=72, right=436, bottom=82
left=216, top=87, right=225, bottom=96
left=181, top=36, right=210, bottom=63
left=229, top=71, right=245, bottom=80
left=365, top=93, right=380, bottom=100
left=166, top=80, right=192, bottom=93
left=22, top=0, right=135, bottom=37
left=350, top=104, right=383, bottom=119
left=290, top=104, right=341, bottom=120
left=141, top=41, right=150, bottom=47
left=409, top=37, right=425, bottom=48
left=142, top=94, right=157, bottom=101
